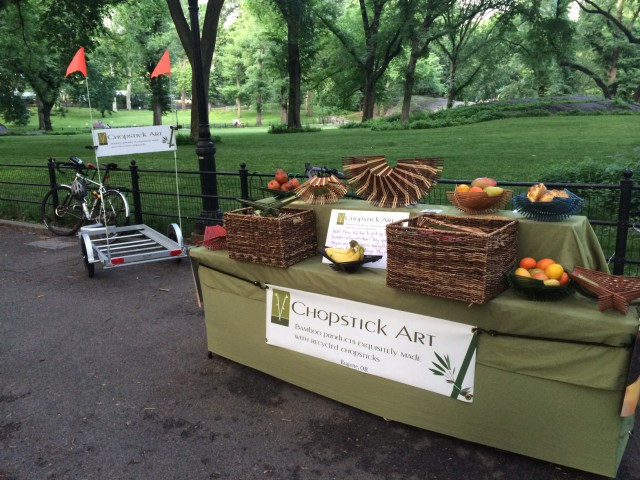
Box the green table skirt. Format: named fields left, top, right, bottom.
left=190, top=248, right=637, bottom=477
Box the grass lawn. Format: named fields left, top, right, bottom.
left=2, top=114, right=639, bottom=183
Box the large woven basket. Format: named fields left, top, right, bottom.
left=386, top=214, right=518, bottom=304
left=224, top=207, right=317, bottom=268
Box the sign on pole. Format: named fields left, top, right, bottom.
left=92, top=125, right=177, bottom=157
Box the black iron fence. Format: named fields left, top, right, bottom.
left=1, top=160, right=639, bottom=275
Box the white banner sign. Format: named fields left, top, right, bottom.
left=324, top=209, right=410, bottom=269
left=266, top=285, right=477, bottom=402
left=92, top=125, right=177, bottom=157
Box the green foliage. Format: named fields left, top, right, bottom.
left=0, top=73, right=30, bottom=125
left=346, top=97, right=640, bottom=131
left=268, top=124, right=321, bottom=134
left=540, top=152, right=640, bottom=221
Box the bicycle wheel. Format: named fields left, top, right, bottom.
left=99, top=190, right=130, bottom=228
left=41, top=186, right=84, bottom=235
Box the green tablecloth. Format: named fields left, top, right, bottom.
left=287, top=199, right=610, bottom=273
left=189, top=202, right=636, bottom=477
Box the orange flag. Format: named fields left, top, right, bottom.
left=66, top=47, right=87, bottom=77
left=151, top=50, right=171, bottom=78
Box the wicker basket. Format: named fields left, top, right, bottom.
left=224, top=207, right=317, bottom=268
left=447, top=189, right=513, bottom=214
left=386, top=214, right=518, bottom=304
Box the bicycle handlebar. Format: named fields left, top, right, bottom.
left=304, top=162, right=345, bottom=179
left=53, top=157, right=118, bottom=176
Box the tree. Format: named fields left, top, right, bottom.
left=268, top=0, right=313, bottom=128
left=435, top=1, right=514, bottom=108
left=577, top=0, right=640, bottom=44
left=106, top=0, right=176, bottom=123
left=568, top=0, right=640, bottom=100
left=166, top=0, right=225, bottom=138
left=0, top=69, right=30, bottom=125
left=0, top=0, right=121, bottom=131
left=317, top=0, right=412, bottom=121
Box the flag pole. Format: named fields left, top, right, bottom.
left=169, top=68, right=183, bottom=234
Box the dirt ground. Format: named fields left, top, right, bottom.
left=1, top=222, right=639, bottom=480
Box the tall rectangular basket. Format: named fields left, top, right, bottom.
left=386, top=214, right=518, bottom=304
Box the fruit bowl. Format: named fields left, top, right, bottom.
left=318, top=248, right=382, bottom=273
left=507, top=269, right=574, bottom=301
left=447, top=189, right=513, bottom=214
left=513, top=189, right=583, bottom=221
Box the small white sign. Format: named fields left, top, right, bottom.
left=266, top=285, right=477, bottom=401
left=92, top=125, right=177, bottom=157
left=324, top=209, right=410, bottom=268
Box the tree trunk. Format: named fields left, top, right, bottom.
left=181, top=86, right=187, bottom=109
left=447, top=62, right=457, bottom=109
left=361, top=74, right=377, bottom=121
left=166, top=0, right=224, bottom=141
left=280, top=86, right=287, bottom=123
left=286, top=23, right=302, bottom=129
left=152, top=95, right=163, bottom=125
left=401, top=46, right=419, bottom=122
left=256, top=93, right=263, bottom=127
left=305, top=90, right=314, bottom=117
left=126, top=66, right=132, bottom=110
left=36, top=95, right=53, bottom=131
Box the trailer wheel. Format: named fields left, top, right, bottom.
left=81, top=241, right=95, bottom=278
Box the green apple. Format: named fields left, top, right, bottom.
left=484, top=186, right=504, bottom=197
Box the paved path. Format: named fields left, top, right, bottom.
left=1, top=222, right=638, bottom=479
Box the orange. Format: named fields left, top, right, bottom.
left=519, top=257, right=537, bottom=270
left=558, top=272, right=570, bottom=286
left=456, top=184, right=470, bottom=193
left=544, top=263, right=564, bottom=280
left=536, top=258, right=555, bottom=270
left=468, top=186, right=483, bottom=193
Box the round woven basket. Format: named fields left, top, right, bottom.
left=447, top=189, right=513, bottom=214
left=513, top=189, right=583, bottom=221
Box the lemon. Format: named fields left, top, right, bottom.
left=544, top=263, right=564, bottom=280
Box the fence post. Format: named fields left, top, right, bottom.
left=129, top=160, right=143, bottom=225
left=47, top=157, right=57, bottom=188
left=239, top=163, right=249, bottom=200
left=612, top=169, right=633, bottom=275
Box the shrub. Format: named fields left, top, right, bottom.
left=268, top=124, right=321, bottom=134
left=540, top=155, right=640, bottom=222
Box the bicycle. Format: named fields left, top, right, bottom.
left=41, top=156, right=130, bottom=236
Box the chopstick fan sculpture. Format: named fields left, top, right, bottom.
left=342, top=156, right=443, bottom=208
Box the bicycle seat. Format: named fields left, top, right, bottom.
left=105, top=163, right=118, bottom=170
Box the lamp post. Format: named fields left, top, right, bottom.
left=188, top=0, right=222, bottom=233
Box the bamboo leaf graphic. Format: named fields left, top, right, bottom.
left=429, top=369, right=445, bottom=376
left=434, top=352, right=448, bottom=369
left=444, top=354, right=451, bottom=370
left=430, top=361, right=446, bottom=373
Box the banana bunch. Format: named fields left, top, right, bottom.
left=325, top=240, right=365, bottom=263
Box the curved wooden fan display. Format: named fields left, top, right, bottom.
left=294, top=174, right=348, bottom=205
left=342, top=155, right=443, bottom=208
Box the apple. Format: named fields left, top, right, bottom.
left=484, top=186, right=504, bottom=197
left=471, top=177, right=497, bottom=189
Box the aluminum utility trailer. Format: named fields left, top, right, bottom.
left=79, top=223, right=187, bottom=278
